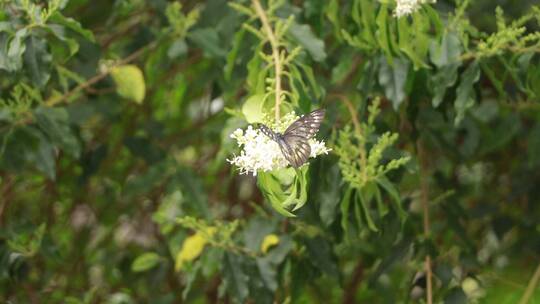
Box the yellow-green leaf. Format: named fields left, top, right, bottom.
left=175, top=227, right=216, bottom=271
left=110, top=65, right=146, bottom=104
left=260, top=234, right=280, bottom=253
left=242, top=94, right=265, bottom=123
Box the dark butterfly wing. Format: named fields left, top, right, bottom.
left=278, top=109, right=324, bottom=167
left=259, top=109, right=325, bottom=168
left=259, top=124, right=280, bottom=142
left=277, top=136, right=311, bottom=168
left=283, top=109, right=325, bottom=139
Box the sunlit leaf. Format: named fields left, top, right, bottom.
left=242, top=94, right=265, bottom=123
left=110, top=65, right=146, bottom=104
left=260, top=234, right=279, bottom=253
left=175, top=227, right=216, bottom=271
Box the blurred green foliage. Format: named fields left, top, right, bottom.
left=1, top=0, right=540, bottom=303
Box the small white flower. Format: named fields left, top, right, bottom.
left=228, top=112, right=331, bottom=176
left=309, top=139, right=331, bottom=158
left=394, top=0, right=436, bottom=18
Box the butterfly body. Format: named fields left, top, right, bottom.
left=260, top=109, right=325, bottom=168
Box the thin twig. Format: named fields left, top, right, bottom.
left=251, top=0, right=282, bottom=121
left=46, top=40, right=159, bottom=107
left=417, top=140, right=433, bottom=304
left=0, top=174, right=15, bottom=226
left=519, top=260, right=540, bottom=304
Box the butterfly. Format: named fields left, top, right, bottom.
left=259, top=109, right=325, bottom=168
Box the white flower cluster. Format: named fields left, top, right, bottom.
left=228, top=112, right=331, bottom=176
left=394, top=0, right=436, bottom=18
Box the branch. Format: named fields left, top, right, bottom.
left=343, top=260, right=364, bottom=304
left=0, top=174, right=15, bottom=226
left=417, top=140, right=433, bottom=304
left=251, top=0, right=282, bottom=121
left=46, top=40, right=159, bottom=107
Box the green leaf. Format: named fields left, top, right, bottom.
left=243, top=217, right=275, bottom=253
left=480, top=113, right=521, bottom=154
left=357, top=0, right=376, bottom=47
left=374, top=185, right=388, bottom=217
left=0, top=22, right=13, bottom=32
left=431, top=63, right=459, bottom=107
left=46, top=24, right=80, bottom=56
left=429, top=32, right=462, bottom=68
left=291, top=167, right=309, bottom=211
left=50, top=12, right=95, bottom=42
left=131, top=252, right=161, bottom=272
left=7, top=223, right=46, bottom=257
left=424, top=5, right=443, bottom=36
left=288, top=23, right=326, bottom=62
left=358, top=189, right=378, bottom=232
left=124, top=161, right=173, bottom=199
left=224, top=28, right=246, bottom=81
left=376, top=4, right=393, bottom=64
left=455, top=62, right=480, bottom=125
left=242, top=94, right=265, bottom=123
left=167, top=38, right=188, bottom=59
left=188, top=28, right=226, bottom=58
left=376, top=176, right=406, bottom=222
left=124, top=136, right=165, bottom=164
left=444, top=287, right=467, bottom=304
left=0, top=28, right=27, bottom=71
left=0, top=109, right=12, bottom=122
left=182, top=261, right=201, bottom=300
left=298, top=63, right=323, bottom=100
left=256, top=256, right=278, bottom=292
left=527, top=63, right=540, bottom=99
left=256, top=237, right=292, bottom=292
left=223, top=252, right=249, bottom=302
left=257, top=167, right=309, bottom=217
left=258, top=173, right=295, bottom=217
left=396, top=17, right=428, bottom=68
left=247, top=47, right=266, bottom=95
left=33, top=130, right=56, bottom=180
left=330, top=52, right=353, bottom=84
left=110, top=65, right=146, bottom=104
left=24, top=36, right=52, bottom=88
left=325, top=0, right=342, bottom=40
left=378, top=57, right=409, bottom=109
left=340, top=187, right=353, bottom=240
left=304, top=237, right=339, bottom=277
left=357, top=59, right=379, bottom=93
left=33, top=106, right=80, bottom=157
left=353, top=193, right=364, bottom=231
left=317, top=163, right=341, bottom=227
